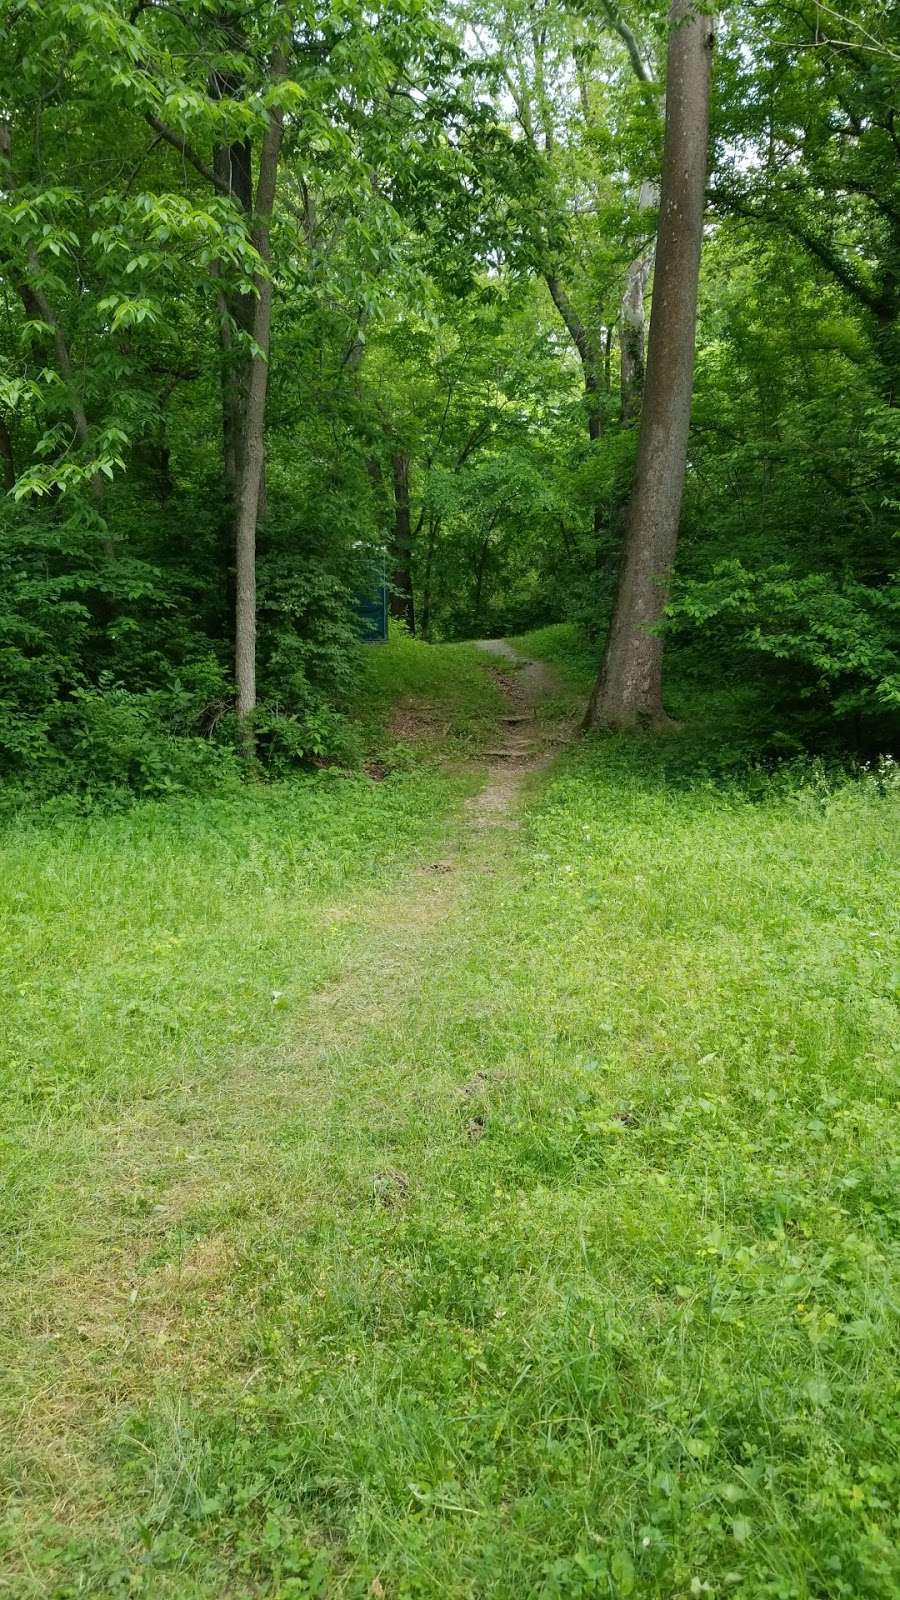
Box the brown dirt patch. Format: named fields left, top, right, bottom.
left=388, top=700, right=447, bottom=741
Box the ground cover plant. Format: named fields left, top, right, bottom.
left=2, top=630, right=898, bottom=1598
left=359, top=631, right=509, bottom=755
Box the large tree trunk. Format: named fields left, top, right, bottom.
left=389, top=451, right=415, bottom=632
left=585, top=1, right=714, bottom=731
left=233, top=55, right=285, bottom=736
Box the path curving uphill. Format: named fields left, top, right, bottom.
left=465, top=639, right=571, bottom=828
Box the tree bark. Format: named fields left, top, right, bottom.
left=619, top=183, right=656, bottom=423
left=0, top=416, right=15, bottom=492
left=389, top=450, right=415, bottom=632
left=585, top=0, right=714, bottom=731
left=619, top=252, right=650, bottom=422
left=233, top=50, right=286, bottom=735
left=545, top=272, right=604, bottom=443
left=419, top=512, right=441, bottom=640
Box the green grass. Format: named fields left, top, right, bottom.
left=2, top=631, right=899, bottom=1599
left=509, top=623, right=598, bottom=694
left=359, top=629, right=506, bottom=751
left=1, top=771, right=470, bottom=1121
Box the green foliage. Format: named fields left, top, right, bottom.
left=0, top=476, right=384, bottom=801
left=666, top=218, right=900, bottom=746
left=0, top=0, right=503, bottom=796
left=3, top=0, right=897, bottom=796
left=0, top=496, right=236, bottom=802
left=671, top=561, right=900, bottom=729
left=508, top=622, right=598, bottom=691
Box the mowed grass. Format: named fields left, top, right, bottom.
left=1, top=631, right=899, bottom=1598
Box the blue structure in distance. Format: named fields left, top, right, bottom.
left=356, top=548, right=388, bottom=643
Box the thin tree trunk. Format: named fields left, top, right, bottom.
left=620, top=244, right=652, bottom=422
left=603, top=11, right=656, bottom=425
left=472, top=534, right=490, bottom=625
left=0, top=416, right=15, bottom=491
left=545, top=272, right=607, bottom=548
left=420, top=512, right=441, bottom=640
left=212, top=135, right=255, bottom=499
left=585, top=1, right=714, bottom=731
left=210, top=27, right=270, bottom=646
left=389, top=450, right=415, bottom=632
left=234, top=50, right=286, bottom=736
left=545, top=272, right=604, bottom=442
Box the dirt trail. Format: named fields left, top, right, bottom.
left=465, top=639, right=569, bottom=828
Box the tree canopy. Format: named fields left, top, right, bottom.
left=1, top=0, right=898, bottom=799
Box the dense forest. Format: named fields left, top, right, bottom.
left=1, top=0, right=899, bottom=800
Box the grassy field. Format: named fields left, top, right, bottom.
left=2, top=628, right=899, bottom=1598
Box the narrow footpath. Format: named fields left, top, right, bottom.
left=465, top=639, right=571, bottom=829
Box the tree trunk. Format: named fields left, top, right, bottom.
left=212, top=135, right=255, bottom=502
left=233, top=52, right=285, bottom=736
left=210, top=28, right=271, bottom=648
left=603, top=12, right=656, bottom=425
left=544, top=274, right=611, bottom=550
left=545, top=273, right=604, bottom=443
left=0, top=416, right=15, bottom=492
left=472, top=534, right=490, bottom=626
left=620, top=244, right=652, bottom=422
left=585, top=0, right=714, bottom=731
left=419, top=512, right=441, bottom=640
left=389, top=451, right=415, bottom=632
left=210, top=92, right=256, bottom=651
left=603, top=324, right=613, bottom=392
